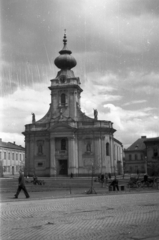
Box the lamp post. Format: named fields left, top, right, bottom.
left=145, top=155, right=147, bottom=174
left=86, top=162, right=97, bottom=194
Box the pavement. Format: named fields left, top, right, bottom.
left=1, top=188, right=159, bottom=240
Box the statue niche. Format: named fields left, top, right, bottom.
left=37, top=140, right=44, bottom=155
left=86, top=142, right=91, bottom=152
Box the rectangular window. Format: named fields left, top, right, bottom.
left=16, top=153, right=18, bottom=160
left=38, top=162, right=43, bottom=167
left=12, top=153, right=14, bottom=160
left=20, top=154, right=21, bottom=161
left=4, top=152, right=6, bottom=160
left=8, top=152, right=10, bottom=160
left=0, top=152, right=1, bottom=159
left=129, top=154, right=131, bottom=160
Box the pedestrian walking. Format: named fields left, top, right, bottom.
left=14, top=171, right=30, bottom=199
left=101, top=174, right=104, bottom=187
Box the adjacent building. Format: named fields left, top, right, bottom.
left=23, top=34, right=123, bottom=177
left=144, top=137, right=159, bottom=175
left=124, top=136, right=159, bottom=175
left=0, top=138, right=25, bottom=176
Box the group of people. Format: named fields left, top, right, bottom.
left=14, top=170, right=152, bottom=199
left=98, top=173, right=119, bottom=191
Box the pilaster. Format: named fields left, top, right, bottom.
left=50, top=137, right=56, bottom=176
left=68, top=136, right=78, bottom=174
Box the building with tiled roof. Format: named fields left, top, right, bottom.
left=144, top=137, right=159, bottom=175
left=0, top=138, right=25, bottom=176
left=124, top=136, right=159, bottom=175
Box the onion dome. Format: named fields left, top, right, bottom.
left=54, top=33, right=77, bottom=70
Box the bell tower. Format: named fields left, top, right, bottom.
left=49, top=33, right=83, bottom=121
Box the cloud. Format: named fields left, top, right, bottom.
left=101, top=103, right=159, bottom=147
left=0, top=82, right=50, bottom=146
left=120, top=0, right=159, bottom=16
left=1, top=0, right=159, bottom=148
left=123, top=100, right=147, bottom=106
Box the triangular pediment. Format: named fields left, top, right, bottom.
left=49, top=122, right=77, bottom=132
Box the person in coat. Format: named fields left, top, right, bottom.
left=14, top=171, right=30, bottom=198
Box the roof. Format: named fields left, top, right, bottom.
left=144, top=137, right=159, bottom=143
left=126, top=137, right=146, bottom=151
left=113, top=137, right=123, bottom=146
left=0, top=140, right=25, bottom=151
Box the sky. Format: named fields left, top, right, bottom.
left=0, top=0, right=159, bottom=148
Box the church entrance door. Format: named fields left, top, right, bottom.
left=58, top=160, right=68, bottom=175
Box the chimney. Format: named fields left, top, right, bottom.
left=141, top=136, right=146, bottom=139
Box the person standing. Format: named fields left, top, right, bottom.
left=14, top=171, right=30, bottom=199
left=110, top=178, right=119, bottom=191
left=104, top=173, right=108, bottom=186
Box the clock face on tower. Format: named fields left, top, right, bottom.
left=60, top=75, right=66, bottom=83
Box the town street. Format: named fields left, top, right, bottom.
left=1, top=192, right=159, bottom=240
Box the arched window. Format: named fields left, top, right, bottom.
left=61, top=93, right=66, bottom=105
left=61, top=139, right=66, bottom=150
left=106, top=143, right=109, bottom=156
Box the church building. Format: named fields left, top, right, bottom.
left=23, top=34, right=123, bottom=177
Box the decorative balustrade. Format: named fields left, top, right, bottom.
left=55, top=150, right=68, bottom=155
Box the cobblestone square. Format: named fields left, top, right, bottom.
left=1, top=192, right=159, bottom=240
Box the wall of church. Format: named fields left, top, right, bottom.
left=25, top=134, right=51, bottom=177
left=77, top=136, right=110, bottom=176
left=113, top=140, right=123, bottom=175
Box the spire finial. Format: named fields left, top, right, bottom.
left=63, top=29, right=67, bottom=45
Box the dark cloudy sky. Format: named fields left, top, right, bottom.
left=1, top=0, right=159, bottom=147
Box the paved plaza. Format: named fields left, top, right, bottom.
left=1, top=192, right=159, bottom=240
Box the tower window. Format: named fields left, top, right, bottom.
left=106, top=143, right=109, bottom=156
left=61, top=93, right=66, bottom=105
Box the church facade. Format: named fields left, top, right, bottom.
left=23, top=34, right=123, bottom=177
